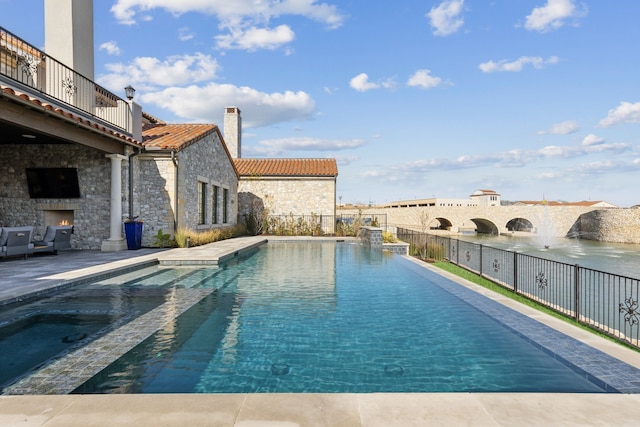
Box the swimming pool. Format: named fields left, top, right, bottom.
left=57, top=242, right=640, bottom=394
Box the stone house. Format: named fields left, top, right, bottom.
left=0, top=2, right=336, bottom=250
left=0, top=2, right=239, bottom=251
left=138, top=116, right=238, bottom=246
left=0, top=2, right=144, bottom=251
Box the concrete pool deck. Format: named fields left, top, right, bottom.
left=2, top=236, right=640, bottom=426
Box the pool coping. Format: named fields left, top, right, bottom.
left=3, top=237, right=640, bottom=425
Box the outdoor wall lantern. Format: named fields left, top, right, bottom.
left=124, top=85, right=136, bottom=101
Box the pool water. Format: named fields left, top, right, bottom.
left=75, top=242, right=610, bottom=393
left=0, top=265, right=216, bottom=391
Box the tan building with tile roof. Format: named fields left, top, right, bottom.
left=222, top=107, right=339, bottom=233
left=235, top=157, right=338, bottom=229
left=235, top=158, right=338, bottom=177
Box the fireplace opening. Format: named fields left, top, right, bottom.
left=44, top=210, right=74, bottom=232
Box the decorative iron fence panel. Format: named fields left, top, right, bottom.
left=457, top=240, right=481, bottom=274
left=481, top=246, right=515, bottom=290
left=395, top=228, right=640, bottom=349
left=515, top=253, right=576, bottom=317
left=1, top=27, right=130, bottom=133
left=578, top=268, right=640, bottom=347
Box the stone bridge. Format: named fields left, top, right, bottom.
left=339, top=205, right=640, bottom=243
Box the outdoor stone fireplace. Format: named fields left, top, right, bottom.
left=44, top=210, right=74, bottom=228
left=36, top=202, right=78, bottom=236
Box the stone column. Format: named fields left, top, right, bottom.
left=101, top=154, right=128, bottom=251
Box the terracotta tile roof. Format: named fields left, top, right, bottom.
left=142, top=123, right=217, bottom=150
left=142, top=111, right=166, bottom=125
left=235, top=158, right=338, bottom=177
left=0, top=85, right=141, bottom=146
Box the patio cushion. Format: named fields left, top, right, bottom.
left=43, top=226, right=62, bottom=242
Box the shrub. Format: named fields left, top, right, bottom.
left=152, top=229, right=175, bottom=248
left=265, top=213, right=324, bottom=236
left=382, top=231, right=397, bottom=243
left=174, top=224, right=248, bottom=248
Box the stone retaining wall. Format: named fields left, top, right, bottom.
left=383, top=242, right=410, bottom=255
left=571, top=209, right=640, bottom=243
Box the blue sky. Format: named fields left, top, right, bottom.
left=3, top=0, right=640, bottom=206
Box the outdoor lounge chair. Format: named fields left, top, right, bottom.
left=0, top=226, right=34, bottom=259
left=32, top=225, right=73, bottom=255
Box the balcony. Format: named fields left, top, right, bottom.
left=0, top=26, right=131, bottom=135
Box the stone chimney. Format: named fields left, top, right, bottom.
left=45, top=0, right=94, bottom=80
left=224, top=107, right=241, bottom=159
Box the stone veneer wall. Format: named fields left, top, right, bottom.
left=358, top=226, right=382, bottom=249
left=0, top=143, right=115, bottom=249
left=237, top=177, right=336, bottom=217
left=383, top=242, right=410, bottom=255
left=136, top=132, right=238, bottom=246
left=571, top=209, right=640, bottom=243
left=134, top=155, right=175, bottom=246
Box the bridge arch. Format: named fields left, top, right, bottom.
left=470, top=218, right=499, bottom=235
left=431, top=217, right=452, bottom=231
left=506, top=217, right=534, bottom=232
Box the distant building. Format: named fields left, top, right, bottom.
left=383, top=189, right=501, bottom=208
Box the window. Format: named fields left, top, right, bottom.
left=212, top=185, right=219, bottom=224
left=198, top=181, right=207, bottom=225
left=223, top=188, right=229, bottom=223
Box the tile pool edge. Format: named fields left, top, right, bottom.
left=401, top=255, right=640, bottom=393
left=0, top=259, right=160, bottom=308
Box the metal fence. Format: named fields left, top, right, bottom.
left=263, top=214, right=387, bottom=236
left=397, top=227, right=640, bottom=349
left=1, top=26, right=131, bottom=133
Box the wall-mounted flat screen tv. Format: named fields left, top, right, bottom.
left=26, top=168, right=81, bottom=199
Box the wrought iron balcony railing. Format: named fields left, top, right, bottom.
left=0, top=26, right=131, bottom=134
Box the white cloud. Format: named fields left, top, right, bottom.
left=524, top=0, right=587, bottom=33
left=247, top=137, right=364, bottom=156
left=110, top=0, right=345, bottom=29
left=537, top=120, right=579, bottom=135
left=582, top=134, right=604, bottom=146
left=407, top=70, right=443, bottom=89
left=427, top=0, right=465, bottom=36
left=365, top=139, right=631, bottom=183
left=140, top=83, right=315, bottom=128
left=99, top=41, right=121, bottom=56
left=178, top=27, right=195, bottom=41
left=349, top=73, right=380, bottom=92
left=598, top=101, right=640, bottom=128
left=479, top=56, right=559, bottom=73
left=97, top=53, right=220, bottom=91
left=539, top=160, right=640, bottom=180
left=215, top=25, right=295, bottom=51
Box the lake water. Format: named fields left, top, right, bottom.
left=462, top=234, right=640, bottom=280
